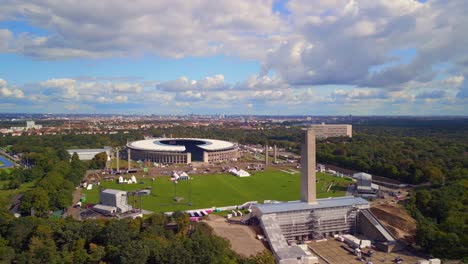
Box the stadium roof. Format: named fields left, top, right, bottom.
left=127, top=138, right=236, bottom=152
left=256, top=196, right=369, bottom=214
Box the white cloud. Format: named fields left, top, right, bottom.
left=0, top=0, right=281, bottom=59
left=175, top=91, right=204, bottom=101
left=114, top=95, right=128, bottom=103
left=38, top=78, right=145, bottom=102
left=235, top=75, right=289, bottom=90
left=0, top=79, right=25, bottom=99
left=157, top=75, right=228, bottom=92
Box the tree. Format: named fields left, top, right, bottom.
left=20, top=188, right=50, bottom=217
left=28, top=236, right=59, bottom=264
left=71, top=239, right=88, bottom=264
left=90, top=152, right=107, bottom=169
left=0, top=235, right=15, bottom=263
left=88, top=243, right=105, bottom=263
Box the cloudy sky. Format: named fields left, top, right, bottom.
left=0, top=0, right=467, bottom=115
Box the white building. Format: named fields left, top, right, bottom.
left=67, top=147, right=112, bottom=161
left=95, top=189, right=132, bottom=214
left=353, top=172, right=379, bottom=196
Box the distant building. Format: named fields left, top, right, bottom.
left=309, top=123, right=352, bottom=138
left=11, top=120, right=42, bottom=132
left=67, top=147, right=112, bottom=161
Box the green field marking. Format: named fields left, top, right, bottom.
left=82, top=169, right=352, bottom=212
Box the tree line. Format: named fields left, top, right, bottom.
left=0, top=211, right=274, bottom=263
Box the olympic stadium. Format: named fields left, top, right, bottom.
left=126, top=138, right=239, bottom=164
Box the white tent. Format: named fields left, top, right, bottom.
left=130, top=175, right=137, bottom=183
left=229, top=168, right=250, bottom=177
left=118, top=176, right=124, bottom=184
left=86, top=184, right=93, bottom=190
left=236, top=169, right=250, bottom=177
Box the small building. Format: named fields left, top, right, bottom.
left=316, top=164, right=326, bottom=172
left=97, top=189, right=132, bottom=213
left=67, top=147, right=112, bottom=161
left=353, top=172, right=379, bottom=196
left=93, top=204, right=117, bottom=215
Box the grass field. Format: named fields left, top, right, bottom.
left=82, top=169, right=352, bottom=212
left=0, top=180, right=36, bottom=205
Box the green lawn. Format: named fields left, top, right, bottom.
left=0, top=180, right=36, bottom=206
left=82, top=169, right=352, bottom=212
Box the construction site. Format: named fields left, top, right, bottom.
left=244, top=129, right=427, bottom=264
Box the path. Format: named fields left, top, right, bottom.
left=204, top=214, right=266, bottom=257
left=64, top=187, right=83, bottom=219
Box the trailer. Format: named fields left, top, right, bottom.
left=343, top=234, right=361, bottom=248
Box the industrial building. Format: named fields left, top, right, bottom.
left=251, top=129, right=395, bottom=264
left=67, top=147, right=112, bottom=161
left=93, top=189, right=132, bottom=215
left=309, top=123, right=352, bottom=138
left=126, top=138, right=239, bottom=164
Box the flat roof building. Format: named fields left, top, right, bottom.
left=67, top=147, right=112, bottom=161
left=309, top=123, right=352, bottom=139
left=96, top=189, right=132, bottom=214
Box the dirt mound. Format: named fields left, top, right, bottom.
left=371, top=203, right=416, bottom=244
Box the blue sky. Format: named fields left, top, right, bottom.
left=0, top=0, right=467, bottom=115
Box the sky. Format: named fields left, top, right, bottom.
left=0, top=0, right=467, bottom=115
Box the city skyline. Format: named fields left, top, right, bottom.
left=1, top=0, right=467, bottom=115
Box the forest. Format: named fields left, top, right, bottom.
left=0, top=211, right=273, bottom=263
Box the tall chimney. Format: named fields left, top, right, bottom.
left=265, top=144, right=269, bottom=165
left=301, top=129, right=317, bottom=204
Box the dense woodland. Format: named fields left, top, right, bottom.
left=0, top=211, right=274, bottom=263
left=0, top=118, right=467, bottom=261
left=407, top=180, right=467, bottom=260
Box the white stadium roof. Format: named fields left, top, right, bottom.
left=127, top=138, right=236, bottom=152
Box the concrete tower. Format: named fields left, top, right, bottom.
left=116, top=149, right=120, bottom=172
left=127, top=148, right=131, bottom=171
left=273, top=145, right=277, bottom=163
left=265, top=144, right=269, bottom=164
left=301, top=129, right=317, bottom=204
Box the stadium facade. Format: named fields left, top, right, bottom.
left=126, top=138, right=239, bottom=164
